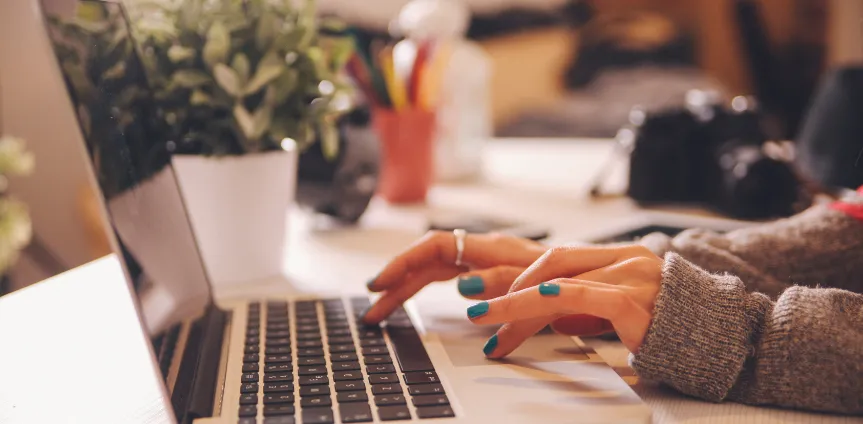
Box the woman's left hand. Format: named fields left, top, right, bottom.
left=467, top=244, right=663, bottom=356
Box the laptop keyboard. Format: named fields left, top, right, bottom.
left=237, top=297, right=455, bottom=424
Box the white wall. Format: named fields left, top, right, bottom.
left=0, top=0, right=101, bottom=289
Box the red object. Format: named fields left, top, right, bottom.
left=407, top=41, right=432, bottom=106
left=830, top=185, right=863, bottom=222
left=373, top=108, right=437, bottom=203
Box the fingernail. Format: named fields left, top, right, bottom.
left=457, top=275, right=484, bottom=296
left=366, top=275, right=378, bottom=291
left=466, top=301, right=489, bottom=319
left=483, top=334, right=498, bottom=356
left=538, top=282, right=561, bottom=296
left=358, top=306, right=372, bottom=322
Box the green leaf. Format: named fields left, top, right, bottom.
left=170, top=70, right=212, bottom=88
left=233, top=104, right=255, bottom=139
left=168, top=45, right=195, bottom=63
left=190, top=90, right=211, bottom=105
left=251, top=106, right=273, bottom=140
left=320, top=119, right=339, bottom=160
left=179, top=0, right=202, bottom=32
left=231, top=53, right=250, bottom=87
left=102, top=61, right=126, bottom=80
left=255, top=12, right=277, bottom=50
left=264, top=68, right=299, bottom=105
left=213, top=64, right=241, bottom=97
left=202, top=21, right=230, bottom=68
left=244, top=52, right=285, bottom=96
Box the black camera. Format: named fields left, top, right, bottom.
left=621, top=90, right=810, bottom=220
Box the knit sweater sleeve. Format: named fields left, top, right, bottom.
left=638, top=202, right=863, bottom=298
left=630, top=254, right=863, bottom=415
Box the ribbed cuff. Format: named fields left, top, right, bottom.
left=630, top=253, right=753, bottom=402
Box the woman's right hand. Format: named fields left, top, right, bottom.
left=361, top=231, right=548, bottom=324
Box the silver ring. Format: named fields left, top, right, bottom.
left=453, top=229, right=466, bottom=267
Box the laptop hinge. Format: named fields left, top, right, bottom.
left=173, top=305, right=229, bottom=424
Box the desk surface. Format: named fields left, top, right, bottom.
left=216, top=138, right=859, bottom=424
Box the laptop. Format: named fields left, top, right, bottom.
left=38, top=1, right=651, bottom=423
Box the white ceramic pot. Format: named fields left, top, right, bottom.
left=172, top=145, right=297, bottom=287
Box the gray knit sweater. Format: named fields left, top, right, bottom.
left=632, top=202, right=863, bottom=415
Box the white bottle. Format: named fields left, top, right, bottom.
left=394, top=0, right=492, bottom=182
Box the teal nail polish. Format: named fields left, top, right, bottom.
left=457, top=276, right=484, bottom=296
left=483, top=334, right=498, bottom=356
left=366, top=275, right=378, bottom=290
left=538, top=282, right=561, bottom=296
left=466, top=302, right=489, bottom=319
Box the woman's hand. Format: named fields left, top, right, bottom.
left=467, top=244, right=663, bottom=356
left=362, top=231, right=548, bottom=324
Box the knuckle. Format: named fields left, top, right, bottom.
left=625, top=244, right=654, bottom=258
left=544, top=246, right=571, bottom=263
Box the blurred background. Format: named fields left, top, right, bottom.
left=0, top=0, right=861, bottom=293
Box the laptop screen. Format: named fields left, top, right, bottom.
left=40, top=0, right=213, bottom=342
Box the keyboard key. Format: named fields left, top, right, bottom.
left=327, top=328, right=351, bottom=336
left=267, top=338, right=291, bottom=347
left=300, top=385, right=330, bottom=397
left=240, top=383, right=258, bottom=393
left=325, top=321, right=350, bottom=329
left=243, top=354, right=260, bottom=363
left=337, top=391, right=368, bottom=403
left=298, top=366, right=328, bottom=376
left=264, top=404, right=296, bottom=416
left=360, top=338, right=386, bottom=347
left=240, top=394, right=258, bottom=405
left=298, top=357, right=326, bottom=366
left=263, top=418, right=295, bottom=424
left=239, top=405, right=257, bottom=417
left=357, top=328, right=382, bottom=339
left=295, top=310, right=318, bottom=318
left=296, top=324, right=320, bottom=332
left=333, top=371, right=363, bottom=381
left=387, top=327, right=434, bottom=373
left=247, top=328, right=260, bottom=336
left=298, top=375, right=329, bottom=386
left=371, top=384, right=402, bottom=395
left=362, top=355, right=392, bottom=365
left=368, top=374, right=399, bottom=385
left=415, top=405, right=455, bottom=419
left=329, top=345, right=355, bottom=354
left=244, top=345, right=260, bottom=354
left=296, top=317, right=319, bottom=325
left=374, top=394, right=406, bottom=406
left=327, top=336, right=354, bottom=345
left=408, top=384, right=444, bottom=396
left=266, top=346, right=291, bottom=355
left=242, top=363, right=259, bottom=372
left=264, top=393, right=295, bottom=404
left=413, top=394, right=449, bottom=407
left=332, top=361, right=361, bottom=372
left=241, top=373, right=259, bottom=383
left=377, top=405, right=411, bottom=421
left=335, top=381, right=365, bottom=392
left=239, top=417, right=257, bottom=424
left=267, top=330, right=291, bottom=338
left=403, top=371, right=439, bottom=385
left=246, top=337, right=261, bottom=345
left=331, top=352, right=358, bottom=362
left=268, top=323, right=291, bottom=331
left=297, top=332, right=322, bottom=341
left=297, top=348, right=325, bottom=357
left=266, top=355, right=292, bottom=364
left=297, top=340, right=323, bottom=348
left=265, top=364, right=292, bottom=373
left=264, top=373, right=293, bottom=383
left=264, top=383, right=295, bottom=393
left=361, top=346, right=388, bottom=356
left=302, top=407, right=334, bottom=424
left=340, top=403, right=373, bottom=423
left=366, top=364, right=395, bottom=374
left=301, top=396, right=332, bottom=407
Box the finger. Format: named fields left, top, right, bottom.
left=470, top=279, right=651, bottom=352
left=508, top=245, right=649, bottom=293
left=370, top=232, right=542, bottom=292
left=551, top=314, right=614, bottom=336
left=456, top=266, right=524, bottom=300
left=363, top=264, right=460, bottom=324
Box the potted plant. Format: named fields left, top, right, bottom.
left=0, top=136, right=34, bottom=295
left=48, top=0, right=356, bottom=285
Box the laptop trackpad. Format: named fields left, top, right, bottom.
left=410, top=285, right=589, bottom=367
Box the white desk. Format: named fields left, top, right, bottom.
left=216, top=138, right=859, bottom=424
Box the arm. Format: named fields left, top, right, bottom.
left=639, top=202, right=863, bottom=297
left=630, top=253, right=863, bottom=415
